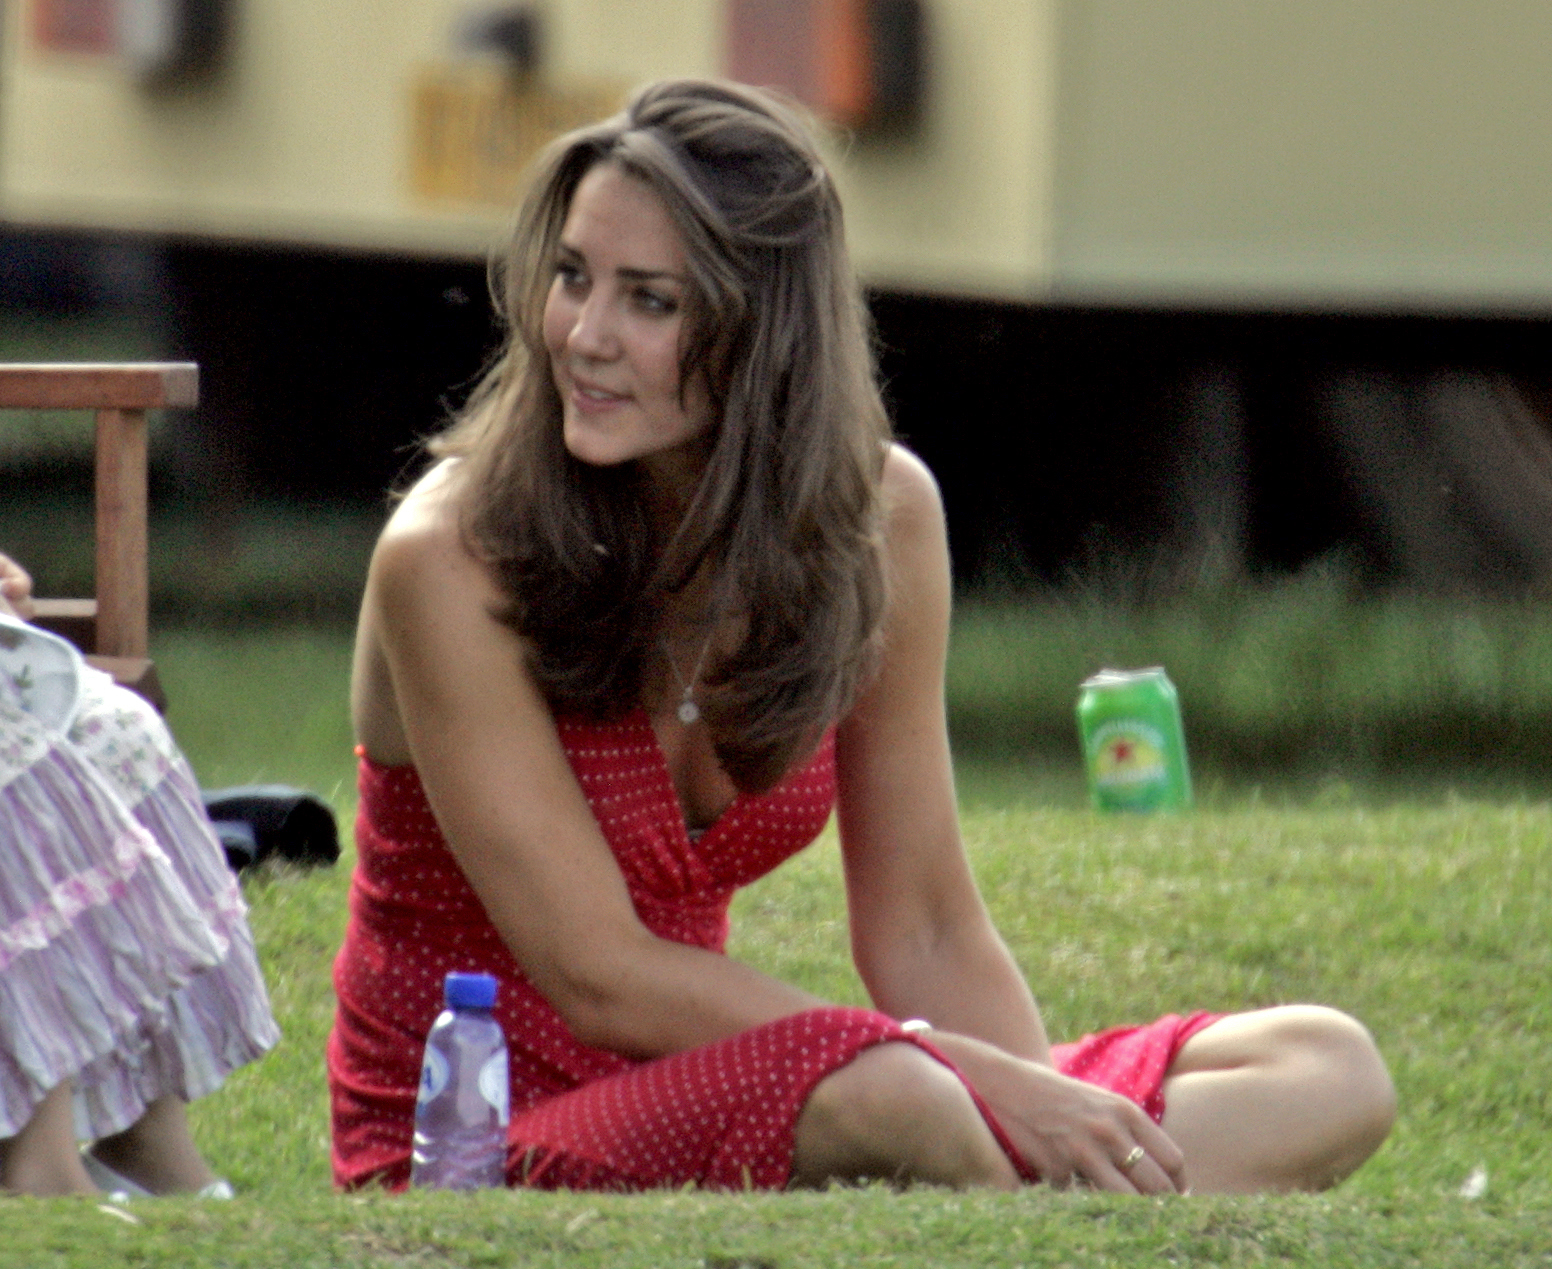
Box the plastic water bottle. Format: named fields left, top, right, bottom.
left=410, top=971, right=510, bottom=1189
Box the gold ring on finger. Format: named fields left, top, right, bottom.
left=1120, top=1145, right=1146, bottom=1171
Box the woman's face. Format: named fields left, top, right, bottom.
left=544, top=163, right=712, bottom=490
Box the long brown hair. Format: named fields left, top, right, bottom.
left=434, top=78, right=891, bottom=791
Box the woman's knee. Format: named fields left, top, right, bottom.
left=1166, top=1007, right=1394, bottom=1191
left=1276, top=1007, right=1396, bottom=1182
left=1289, top=1007, right=1395, bottom=1133
left=1264, top=1005, right=1389, bottom=1077
left=1189, top=1005, right=1382, bottom=1073
left=1220, top=1005, right=1396, bottom=1140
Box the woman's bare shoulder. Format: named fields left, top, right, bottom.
left=366, top=461, right=490, bottom=601
left=879, top=443, right=948, bottom=558
left=375, top=459, right=463, bottom=551
left=353, top=459, right=508, bottom=760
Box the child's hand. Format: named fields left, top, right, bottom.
left=0, top=553, right=36, bottom=621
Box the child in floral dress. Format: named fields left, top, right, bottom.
left=0, top=552, right=277, bottom=1197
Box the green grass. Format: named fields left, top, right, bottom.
left=4, top=1186, right=1550, bottom=1268
left=152, top=627, right=359, bottom=797
left=730, top=798, right=1552, bottom=1206
left=7, top=1184, right=1550, bottom=1268
left=3, top=613, right=1552, bottom=1264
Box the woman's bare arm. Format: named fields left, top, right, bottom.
left=835, top=446, right=1186, bottom=1193
left=835, top=446, right=1048, bottom=1056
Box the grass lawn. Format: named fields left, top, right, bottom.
left=2, top=618, right=1550, bottom=1266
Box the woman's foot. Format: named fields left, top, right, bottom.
left=80, top=1149, right=233, bottom=1200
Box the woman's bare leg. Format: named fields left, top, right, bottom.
left=87, top=1095, right=218, bottom=1195
left=1160, top=1006, right=1395, bottom=1193
left=0, top=1081, right=96, bottom=1196
left=790, top=1042, right=1019, bottom=1189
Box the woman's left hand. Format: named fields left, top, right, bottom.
left=0, top=552, right=34, bottom=621
left=925, top=1029, right=1187, bottom=1195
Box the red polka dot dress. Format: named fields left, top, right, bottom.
left=326, top=711, right=1218, bottom=1191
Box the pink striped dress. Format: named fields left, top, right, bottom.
left=327, top=710, right=1215, bottom=1191
left=0, top=616, right=278, bottom=1140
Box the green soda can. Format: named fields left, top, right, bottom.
left=1076, top=667, right=1192, bottom=812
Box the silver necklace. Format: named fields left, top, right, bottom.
left=662, top=630, right=714, bottom=725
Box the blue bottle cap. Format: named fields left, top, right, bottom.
left=444, top=971, right=497, bottom=1009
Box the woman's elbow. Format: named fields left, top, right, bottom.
left=552, top=987, right=632, bottom=1051
left=533, top=946, right=654, bottom=1053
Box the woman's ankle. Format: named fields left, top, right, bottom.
left=88, top=1097, right=217, bottom=1195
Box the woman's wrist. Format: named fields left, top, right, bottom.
left=889, top=1009, right=1051, bottom=1066
left=903, top=1026, right=1054, bottom=1086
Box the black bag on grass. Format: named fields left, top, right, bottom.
left=203, top=785, right=340, bottom=872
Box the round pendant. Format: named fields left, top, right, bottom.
left=677, top=699, right=700, bottom=725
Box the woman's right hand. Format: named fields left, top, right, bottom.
left=0, top=553, right=35, bottom=621
left=925, top=1029, right=1187, bottom=1195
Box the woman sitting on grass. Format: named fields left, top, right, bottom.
left=0, top=552, right=279, bottom=1198
left=328, top=78, right=1395, bottom=1195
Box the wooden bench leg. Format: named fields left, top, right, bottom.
left=94, top=406, right=149, bottom=660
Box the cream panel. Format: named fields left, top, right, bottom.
left=1052, top=0, right=1552, bottom=311
left=0, top=0, right=715, bottom=254
left=1, top=0, right=1054, bottom=293
left=832, top=0, right=1058, bottom=299
left=548, top=0, right=719, bottom=84
left=2, top=0, right=484, bottom=251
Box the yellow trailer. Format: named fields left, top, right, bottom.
left=0, top=0, right=1051, bottom=301
left=7, top=1, right=1552, bottom=311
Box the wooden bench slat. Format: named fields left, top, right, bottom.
left=30, top=600, right=98, bottom=656
left=30, top=598, right=98, bottom=619
left=0, top=363, right=198, bottom=411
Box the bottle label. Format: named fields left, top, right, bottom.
left=479, top=1051, right=511, bottom=1125
left=416, top=1046, right=449, bottom=1108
